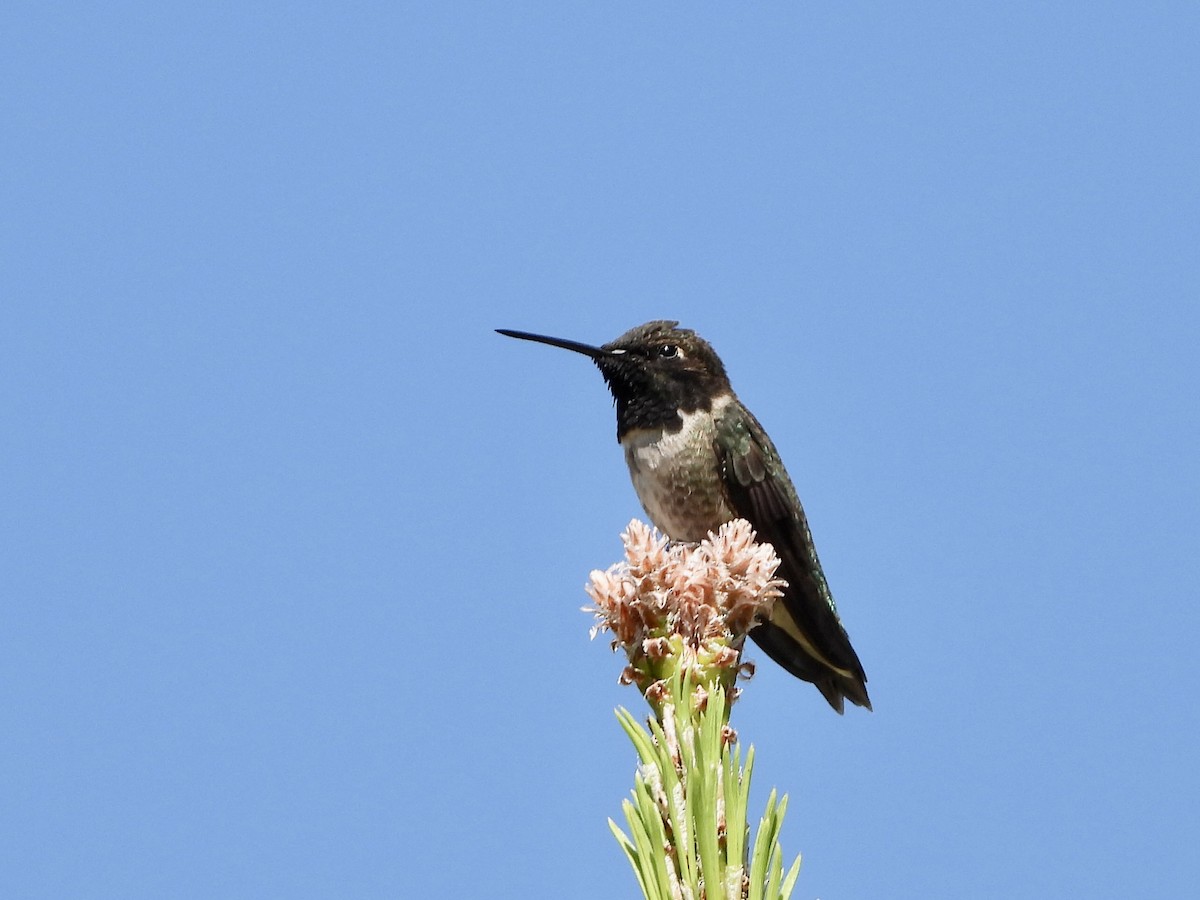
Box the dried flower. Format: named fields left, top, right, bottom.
left=584, top=519, right=785, bottom=709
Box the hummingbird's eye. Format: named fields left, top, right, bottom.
left=657, top=344, right=681, bottom=359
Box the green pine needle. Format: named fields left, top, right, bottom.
left=609, top=671, right=800, bottom=900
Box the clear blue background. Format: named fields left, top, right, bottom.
left=4, top=4, right=1198, bottom=898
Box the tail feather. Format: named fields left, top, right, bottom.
left=749, top=620, right=872, bottom=714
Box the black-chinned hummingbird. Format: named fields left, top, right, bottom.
left=497, top=320, right=871, bottom=713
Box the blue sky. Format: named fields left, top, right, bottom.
left=4, top=4, right=1198, bottom=898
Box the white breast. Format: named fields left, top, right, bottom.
left=620, top=394, right=735, bottom=540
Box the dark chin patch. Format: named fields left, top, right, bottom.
left=598, top=360, right=718, bottom=439
left=594, top=320, right=730, bottom=440
left=615, top=393, right=686, bottom=439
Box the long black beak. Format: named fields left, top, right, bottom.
left=495, top=328, right=610, bottom=359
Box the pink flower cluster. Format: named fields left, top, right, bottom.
left=585, top=519, right=785, bottom=687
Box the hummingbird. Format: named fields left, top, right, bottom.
left=497, top=320, right=871, bottom=713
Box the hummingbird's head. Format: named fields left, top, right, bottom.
left=597, top=320, right=730, bottom=416
left=497, top=320, right=733, bottom=439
